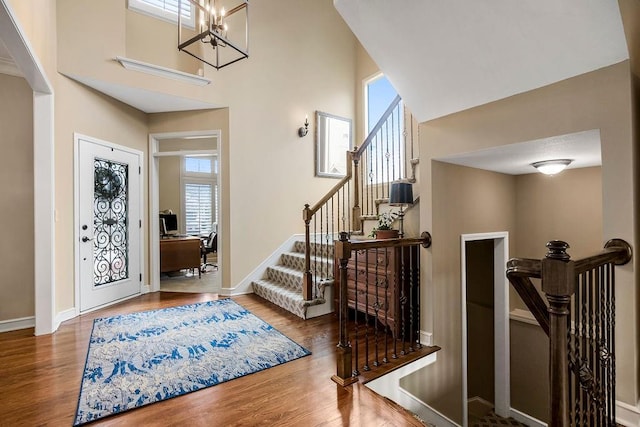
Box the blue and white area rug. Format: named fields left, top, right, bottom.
left=74, top=299, right=310, bottom=425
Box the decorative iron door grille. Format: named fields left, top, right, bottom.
left=93, top=158, right=129, bottom=286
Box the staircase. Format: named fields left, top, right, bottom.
left=251, top=240, right=334, bottom=319
left=252, top=95, right=418, bottom=320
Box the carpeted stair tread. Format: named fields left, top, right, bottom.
left=265, top=265, right=304, bottom=291
left=281, top=252, right=333, bottom=279
left=252, top=278, right=325, bottom=319
left=293, top=240, right=335, bottom=257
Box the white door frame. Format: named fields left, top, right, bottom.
left=73, top=133, right=145, bottom=313
left=149, top=130, right=222, bottom=292
left=460, top=231, right=510, bottom=426
left=0, top=0, right=56, bottom=334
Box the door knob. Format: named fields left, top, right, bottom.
left=82, top=236, right=94, bottom=242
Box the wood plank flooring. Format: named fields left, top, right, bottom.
left=0, top=293, right=428, bottom=426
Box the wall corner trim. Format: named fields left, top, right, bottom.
left=54, top=308, right=78, bottom=332
left=616, top=400, right=640, bottom=426
left=420, top=330, right=433, bottom=346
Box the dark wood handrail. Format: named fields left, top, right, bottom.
left=506, top=239, right=632, bottom=426
left=335, top=232, right=432, bottom=258
left=354, top=94, right=402, bottom=159
left=573, top=238, right=633, bottom=274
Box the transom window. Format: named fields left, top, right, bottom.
left=128, top=0, right=195, bottom=27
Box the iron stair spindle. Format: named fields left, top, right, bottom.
left=363, top=249, right=371, bottom=372
left=373, top=248, right=381, bottom=367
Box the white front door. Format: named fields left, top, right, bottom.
left=77, top=136, right=142, bottom=312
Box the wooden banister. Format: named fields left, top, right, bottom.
left=332, top=231, right=432, bottom=386
left=506, top=238, right=632, bottom=426
left=354, top=95, right=402, bottom=159
left=302, top=94, right=411, bottom=301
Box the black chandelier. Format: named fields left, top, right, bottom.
left=178, top=0, right=249, bottom=70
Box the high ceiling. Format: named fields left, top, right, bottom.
left=334, top=0, right=629, bottom=123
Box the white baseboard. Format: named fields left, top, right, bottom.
left=510, top=408, right=547, bottom=427
left=54, top=307, right=78, bottom=331
left=366, top=353, right=449, bottom=424
left=617, top=400, right=640, bottom=426
left=397, top=385, right=459, bottom=427
left=0, top=316, right=35, bottom=333
left=227, top=233, right=305, bottom=295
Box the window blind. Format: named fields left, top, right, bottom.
left=136, top=0, right=191, bottom=18
left=184, top=182, right=213, bottom=235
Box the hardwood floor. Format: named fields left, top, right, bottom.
left=0, top=293, right=427, bottom=426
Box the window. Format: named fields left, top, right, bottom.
left=128, top=0, right=195, bottom=28
left=364, top=74, right=404, bottom=183
left=182, top=156, right=218, bottom=235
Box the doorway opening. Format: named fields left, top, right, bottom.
left=460, top=232, right=510, bottom=427
left=149, top=130, right=223, bottom=294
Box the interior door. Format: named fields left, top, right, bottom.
left=78, top=137, right=142, bottom=312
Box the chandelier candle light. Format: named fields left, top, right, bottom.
left=178, top=0, right=249, bottom=70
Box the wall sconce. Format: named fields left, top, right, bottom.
left=389, top=180, right=414, bottom=237
left=298, top=116, right=309, bottom=137
left=531, top=159, right=573, bottom=175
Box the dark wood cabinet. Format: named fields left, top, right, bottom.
left=335, top=246, right=417, bottom=340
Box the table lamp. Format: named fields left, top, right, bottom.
left=389, top=180, right=413, bottom=238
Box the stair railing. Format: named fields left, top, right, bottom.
left=303, top=95, right=418, bottom=300
left=507, top=239, right=632, bottom=426
left=332, top=231, right=433, bottom=386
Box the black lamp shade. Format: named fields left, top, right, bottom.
left=389, top=181, right=413, bottom=206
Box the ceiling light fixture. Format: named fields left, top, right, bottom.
left=531, top=159, right=573, bottom=176
left=178, top=0, right=249, bottom=70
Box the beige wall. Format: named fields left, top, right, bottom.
left=414, top=62, right=636, bottom=415
left=158, top=156, right=181, bottom=220
left=196, top=0, right=358, bottom=286
left=0, top=74, right=34, bottom=321
left=54, top=77, right=149, bottom=311
left=9, top=0, right=356, bottom=315
left=515, top=167, right=603, bottom=261
left=510, top=320, right=549, bottom=422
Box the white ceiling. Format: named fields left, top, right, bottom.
left=334, top=0, right=629, bottom=123
left=64, top=73, right=220, bottom=114
left=435, top=129, right=602, bottom=175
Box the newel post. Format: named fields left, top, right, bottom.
left=331, top=232, right=358, bottom=386
left=351, top=149, right=362, bottom=232
left=542, top=240, right=574, bottom=427
left=302, top=204, right=313, bottom=301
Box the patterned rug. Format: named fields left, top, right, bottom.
left=73, top=299, right=310, bottom=425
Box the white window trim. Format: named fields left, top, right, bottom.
left=128, top=0, right=195, bottom=29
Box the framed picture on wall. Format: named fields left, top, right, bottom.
left=315, top=111, right=352, bottom=178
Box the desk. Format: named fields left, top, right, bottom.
left=160, top=236, right=201, bottom=277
